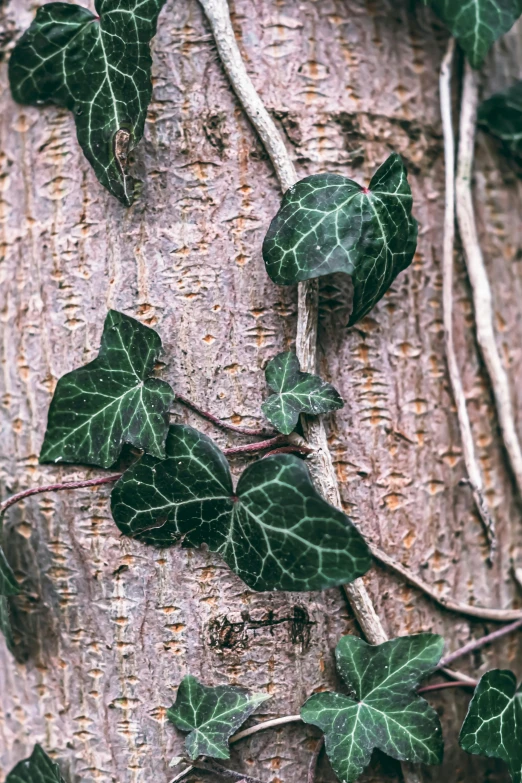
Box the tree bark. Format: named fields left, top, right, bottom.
left=0, top=1, right=521, bottom=782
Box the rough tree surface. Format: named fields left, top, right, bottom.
left=0, top=1, right=521, bottom=782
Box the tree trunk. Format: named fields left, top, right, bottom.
left=0, top=1, right=521, bottom=782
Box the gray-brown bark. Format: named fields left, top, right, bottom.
left=0, top=1, right=521, bottom=782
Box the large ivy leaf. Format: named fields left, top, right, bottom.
left=6, top=744, right=66, bottom=783
left=428, top=0, right=522, bottom=69
left=110, top=424, right=372, bottom=592
left=301, top=634, right=444, bottom=783
left=459, top=669, right=522, bottom=782
left=40, top=310, right=174, bottom=469
left=262, top=153, right=417, bottom=325
left=0, top=526, right=19, bottom=651
left=167, top=675, right=270, bottom=760
left=479, top=81, right=522, bottom=160
left=262, top=351, right=344, bottom=435
left=8, top=0, right=167, bottom=205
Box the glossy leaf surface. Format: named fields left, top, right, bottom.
left=262, top=351, right=343, bottom=434
left=301, top=634, right=444, bottom=782
left=262, top=154, right=417, bottom=324
left=167, top=675, right=270, bottom=760
left=6, top=744, right=66, bottom=783
left=460, top=669, right=522, bottom=782
left=111, top=424, right=372, bottom=592
left=9, top=0, right=167, bottom=204
left=40, top=310, right=174, bottom=469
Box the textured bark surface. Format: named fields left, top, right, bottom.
left=0, top=1, right=521, bottom=782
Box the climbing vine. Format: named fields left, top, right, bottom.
left=3, top=0, right=522, bottom=781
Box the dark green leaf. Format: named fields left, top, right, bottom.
left=6, top=744, right=66, bottom=783
left=459, top=669, right=522, bottom=783
left=0, top=545, right=20, bottom=597
left=262, top=153, right=417, bottom=325
left=0, top=596, right=14, bottom=652
left=9, top=0, right=167, bottom=205
left=429, top=0, right=522, bottom=68
left=40, top=310, right=174, bottom=469
left=167, top=675, right=270, bottom=760
left=479, top=81, right=522, bottom=160
left=111, top=424, right=372, bottom=592
left=262, top=351, right=343, bottom=435
left=301, top=634, right=444, bottom=783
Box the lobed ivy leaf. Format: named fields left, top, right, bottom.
left=262, top=153, right=417, bottom=325
left=167, top=675, right=270, bottom=760
left=479, top=81, right=522, bottom=161
left=428, top=0, right=522, bottom=69
left=262, top=351, right=344, bottom=435
left=110, top=424, right=372, bottom=592
left=301, top=634, right=444, bottom=783
left=6, top=744, right=66, bottom=783
left=459, top=669, right=522, bottom=782
left=40, top=310, right=174, bottom=470
left=8, top=0, right=167, bottom=205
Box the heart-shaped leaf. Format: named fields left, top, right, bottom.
left=8, top=0, right=167, bottom=205
left=167, top=675, right=270, bottom=760
left=40, top=310, right=174, bottom=469
left=301, top=634, right=444, bottom=783
left=6, top=744, right=66, bottom=783
left=459, top=669, right=522, bottom=782
left=479, top=81, right=522, bottom=161
left=110, top=424, right=372, bottom=592
left=262, top=351, right=344, bottom=434
left=262, top=153, right=418, bottom=325
left=428, top=0, right=522, bottom=69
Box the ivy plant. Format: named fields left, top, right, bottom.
left=459, top=669, right=522, bottom=782
left=167, top=675, right=270, bottom=760
left=262, top=351, right=344, bottom=435
left=479, top=81, right=522, bottom=161
left=262, top=153, right=418, bottom=325
left=0, top=528, right=20, bottom=650
left=427, top=0, right=522, bottom=68
left=301, top=634, right=444, bottom=782
left=8, top=0, right=167, bottom=205
left=6, top=744, right=66, bottom=783
left=110, top=423, right=372, bottom=592
left=40, top=310, right=174, bottom=469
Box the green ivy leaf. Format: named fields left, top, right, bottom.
left=8, top=0, right=167, bottom=205
left=0, top=596, right=14, bottom=652
left=40, top=310, right=174, bottom=469
left=261, top=351, right=344, bottom=435
left=459, top=669, right=522, bottom=782
left=167, top=675, right=270, bottom=760
left=301, top=634, right=444, bottom=783
left=262, top=153, right=417, bottom=325
left=0, top=545, right=19, bottom=597
left=429, top=0, right=522, bottom=69
left=479, top=81, right=522, bottom=160
left=6, top=744, right=66, bottom=783
left=110, top=424, right=372, bottom=592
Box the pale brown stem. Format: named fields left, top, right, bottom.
left=0, top=475, right=122, bottom=517
left=439, top=617, right=522, bottom=668
left=175, top=393, right=274, bottom=437
left=223, top=435, right=288, bottom=455
left=440, top=38, right=495, bottom=558
left=417, top=680, right=477, bottom=695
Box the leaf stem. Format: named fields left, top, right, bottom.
left=370, top=543, right=522, bottom=622
left=417, top=680, right=477, bottom=695
left=0, top=475, right=122, bottom=517
left=230, top=714, right=302, bottom=743
left=262, top=445, right=313, bottom=458
left=175, top=394, right=274, bottom=437
left=456, top=60, right=522, bottom=500
left=223, top=434, right=288, bottom=456
left=440, top=38, right=496, bottom=559
left=438, top=617, right=522, bottom=669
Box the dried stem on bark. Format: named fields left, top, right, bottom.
left=440, top=39, right=495, bottom=557
left=456, top=60, right=522, bottom=500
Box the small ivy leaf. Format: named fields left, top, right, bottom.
left=40, top=310, right=174, bottom=469
left=0, top=545, right=20, bottom=597
left=262, top=153, right=418, bottom=325
left=8, top=0, right=167, bottom=205
left=111, top=424, right=372, bottom=592
left=167, top=675, right=270, bottom=760
left=6, top=744, right=66, bottom=783
left=479, top=81, right=522, bottom=161
left=459, top=669, right=522, bottom=782
left=429, top=0, right=522, bottom=69
left=301, top=634, right=445, bottom=783
left=261, top=351, right=344, bottom=435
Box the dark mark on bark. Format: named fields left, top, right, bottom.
left=209, top=605, right=314, bottom=652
